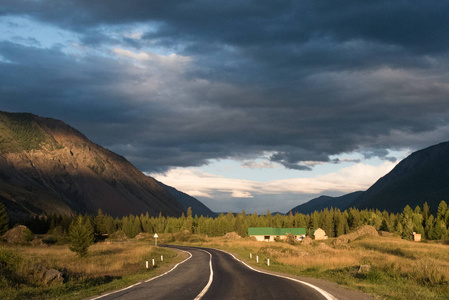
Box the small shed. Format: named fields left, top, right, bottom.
left=413, top=232, right=422, bottom=242
left=312, top=228, right=327, bottom=240
left=248, top=227, right=306, bottom=242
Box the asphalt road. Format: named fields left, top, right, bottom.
left=90, top=245, right=375, bottom=300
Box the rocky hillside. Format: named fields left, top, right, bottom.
left=0, top=111, right=185, bottom=219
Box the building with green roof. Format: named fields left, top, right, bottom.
left=248, top=227, right=306, bottom=242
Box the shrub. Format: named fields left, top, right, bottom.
left=0, top=248, right=22, bottom=286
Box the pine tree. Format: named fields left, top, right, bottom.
left=437, top=201, right=448, bottom=220
left=69, top=215, right=94, bottom=257
left=0, top=202, right=9, bottom=235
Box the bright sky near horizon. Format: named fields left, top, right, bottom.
left=1, top=1, right=448, bottom=213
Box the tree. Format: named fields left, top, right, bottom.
left=437, top=201, right=447, bottom=220
left=69, top=215, right=94, bottom=257
left=0, top=202, right=9, bottom=235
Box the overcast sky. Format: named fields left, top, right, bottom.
left=1, top=1, right=449, bottom=213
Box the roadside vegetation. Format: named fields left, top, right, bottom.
left=0, top=237, right=182, bottom=300
left=1, top=201, right=449, bottom=299
left=172, top=231, right=449, bottom=300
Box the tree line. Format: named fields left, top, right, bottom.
left=9, top=200, right=449, bottom=242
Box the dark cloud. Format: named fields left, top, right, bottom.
left=1, top=1, right=449, bottom=172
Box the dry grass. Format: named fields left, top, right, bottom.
left=0, top=238, right=182, bottom=299
left=179, top=234, right=449, bottom=300
left=14, top=241, right=165, bottom=276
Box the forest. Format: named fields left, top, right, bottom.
left=6, top=200, right=448, bottom=243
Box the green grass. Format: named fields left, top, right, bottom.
left=0, top=112, right=61, bottom=154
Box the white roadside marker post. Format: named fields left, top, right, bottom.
left=154, top=233, right=159, bottom=247
left=256, top=256, right=259, bottom=263
left=161, top=255, right=163, bottom=262
left=152, top=259, right=155, bottom=267
left=250, top=253, right=252, bottom=259
left=267, top=258, right=270, bottom=266
left=146, top=261, right=149, bottom=269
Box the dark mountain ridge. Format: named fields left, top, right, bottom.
left=289, top=191, right=363, bottom=214
left=0, top=111, right=186, bottom=219
left=349, top=141, right=449, bottom=213
left=288, top=141, right=449, bottom=214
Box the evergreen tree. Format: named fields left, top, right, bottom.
left=348, top=208, right=360, bottom=230
left=422, top=202, right=430, bottom=225
left=400, top=205, right=414, bottom=239
left=437, top=201, right=448, bottom=220
left=69, top=215, right=94, bottom=257
left=0, top=202, right=9, bottom=235
left=94, top=209, right=107, bottom=234
left=424, top=215, right=435, bottom=239
left=183, top=207, right=194, bottom=232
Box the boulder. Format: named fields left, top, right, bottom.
left=2, top=225, right=33, bottom=245
left=358, top=264, right=371, bottom=274
left=43, top=269, right=64, bottom=285
left=332, top=225, right=379, bottom=246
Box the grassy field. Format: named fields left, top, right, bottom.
left=1, top=232, right=449, bottom=299
left=0, top=237, right=185, bottom=300
left=176, top=233, right=449, bottom=300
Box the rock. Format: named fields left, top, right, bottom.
left=358, top=264, right=371, bottom=274
left=32, top=263, right=67, bottom=284
left=225, top=232, right=241, bottom=240
left=301, top=236, right=313, bottom=245
left=332, top=225, right=379, bottom=246
left=43, top=269, right=64, bottom=285
left=2, top=225, right=33, bottom=245
left=31, top=237, right=46, bottom=247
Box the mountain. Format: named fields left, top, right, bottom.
left=289, top=191, right=364, bottom=214
left=156, top=180, right=217, bottom=217
left=0, top=111, right=185, bottom=220
left=349, top=141, right=449, bottom=213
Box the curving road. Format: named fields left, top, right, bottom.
left=89, top=245, right=374, bottom=300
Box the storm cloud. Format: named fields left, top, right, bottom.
left=1, top=1, right=449, bottom=172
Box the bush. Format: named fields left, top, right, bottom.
left=0, top=248, right=22, bottom=286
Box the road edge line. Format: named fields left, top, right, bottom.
left=194, top=249, right=214, bottom=300
left=217, top=249, right=337, bottom=300
left=89, top=249, right=193, bottom=300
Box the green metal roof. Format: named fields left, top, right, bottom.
left=280, top=228, right=306, bottom=235
left=248, top=227, right=306, bottom=236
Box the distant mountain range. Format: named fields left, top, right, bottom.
left=289, top=141, right=449, bottom=214
left=0, top=111, right=213, bottom=220
left=289, top=191, right=363, bottom=215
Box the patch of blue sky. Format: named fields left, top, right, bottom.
left=0, top=15, right=78, bottom=50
